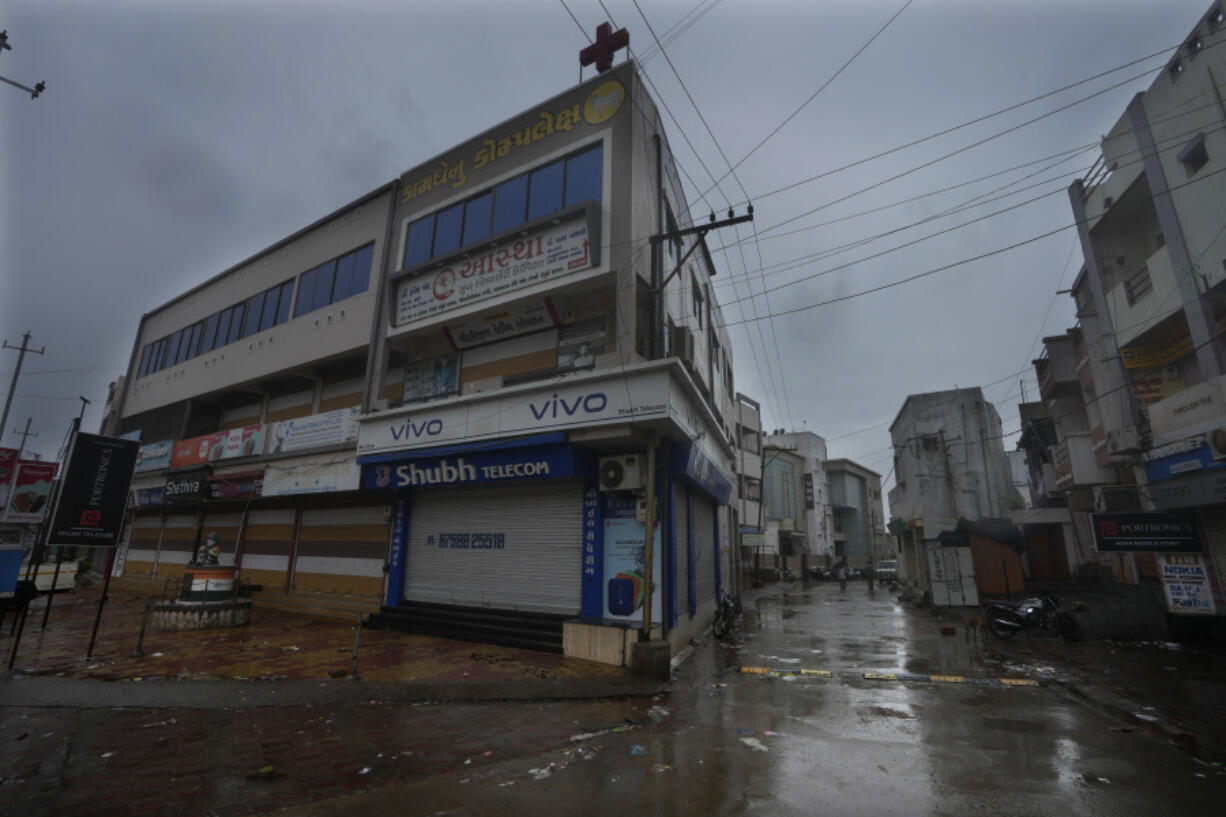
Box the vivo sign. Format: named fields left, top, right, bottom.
left=357, top=371, right=672, bottom=455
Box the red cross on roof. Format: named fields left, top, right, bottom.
left=580, top=22, right=630, bottom=73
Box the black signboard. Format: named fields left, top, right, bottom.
left=1090, top=511, right=1203, bottom=553
left=164, top=469, right=210, bottom=501
left=47, top=432, right=140, bottom=547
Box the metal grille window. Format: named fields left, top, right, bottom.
left=1125, top=266, right=1152, bottom=306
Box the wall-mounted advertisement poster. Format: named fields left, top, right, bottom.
left=443, top=299, right=557, bottom=349
left=134, top=440, right=173, bottom=472
left=1157, top=554, right=1217, bottom=615
left=0, top=448, right=18, bottom=513
left=263, top=460, right=360, bottom=496
left=3, top=460, right=58, bottom=523
left=171, top=425, right=264, bottom=468
left=267, top=408, right=359, bottom=455
left=402, top=355, right=460, bottom=404
left=602, top=494, right=661, bottom=624
left=557, top=316, right=605, bottom=371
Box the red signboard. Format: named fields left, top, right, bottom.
left=3, top=460, right=59, bottom=523
left=0, top=447, right=18, bottom=510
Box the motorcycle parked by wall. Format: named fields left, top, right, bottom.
left=982, top=594, right=1082, bottom=641
left=712, top=595, right=741, bottom=639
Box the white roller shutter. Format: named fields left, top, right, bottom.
left=673, top=482, right=689, bottom=615
left=694, top=494, right=716, bottom=605
left=405, top=481, right=582, bottom=614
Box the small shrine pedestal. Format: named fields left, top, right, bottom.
left=150, top=566, right=251, bottom=631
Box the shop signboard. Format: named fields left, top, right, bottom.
left=394, top=217, right=592, bottom=325
left=171, top=425, right=264, bottom=468
left=164, top=469, right=209, bottom=502
left=442, top=298, right=557, bottom=349
left=266, top=409, right=358, bottom=455
left=1148, top=375, right=1226, bottom=445
left=401, top=355, right=460, bottom=404
left=1157, top=554, right=1216, bottom=615
left=134, top=440, right=172, bottom=472
left=2, top=460, right=58, bottom=524
left=1090, top=511, right=1203, bottom=553
left=601, top=494, right=661, bottom=624
left=363, top=444, right=580, bottom=490
left=358, top=368, right=672, bottom=455
left=47, top=433, right=140, bottom=547
left=0, top=447, right=18, bottom=512
left=208, top=471, right=263, bottom=501
left=263, top=460, right=360, bottom=496
left=136, top=487, right=165, bottom=507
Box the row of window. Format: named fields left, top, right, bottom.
left=137, top=243, right=374, bottom=379
left=402, top=143, right=602, bottom=270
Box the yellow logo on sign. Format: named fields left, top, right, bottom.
left=585, top=80, right=625, bottom=125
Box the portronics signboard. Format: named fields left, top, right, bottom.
left=1090, top=511, right=1203, bottom=553
left=47, top=433, right=140, bottom=547
left=394, top=217, right=592, bottom=325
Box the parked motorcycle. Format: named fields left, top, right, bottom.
left=712, top=595, right=741, bottom=639
left=982, top=594, right=1082, bottom=641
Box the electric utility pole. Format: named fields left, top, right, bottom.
left=1, top=331, right=45, bottom=442
left=12, top=416, right=36, bottom=460
left=0, top=31, right=46, bottom=99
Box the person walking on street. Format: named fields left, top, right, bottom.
left=866, top=565, right=875, bottom=591
left=838, top=565, right=847, bottom=592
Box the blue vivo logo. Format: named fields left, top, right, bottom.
left=529, top=392, right=608, bottom=421
left=389, top=418, right=444, bottom=441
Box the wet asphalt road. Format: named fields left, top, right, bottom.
left=279, top=580, right=1224, bottom=817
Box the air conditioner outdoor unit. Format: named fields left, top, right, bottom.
left=599, top=454, right=645, bottom=492
left=1208, top=427, right=1226, bottom=460
left=671, top=326, right=695, bottom=368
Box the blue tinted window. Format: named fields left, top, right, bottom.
left=216, top=308, right=233, bottom=347
left=241, top=292, right=264, bottom=338
left=201, top=313, right=220, bottom=353
left=565, top=145, right=602, bottom=206
left=259, top=286, right=279, bottom=331
left=184, top=323, right=202, bottom=360
left=332, top=253, right=355, bottom=302
left=527, top=160, right=564, bottom=220
left=462, top=193, right=492, bottom=245
left=296, top=268, right=317, bottom=317
left=403, top=216, right=434, bottom=268
left=227, top=304, right=245, bottom=344
left=311, top=262, right=335, bottom=312
left=276, top=281, right=294, bottom=324
left=433, top=203, right=463, bottom=257
left=350, top=244, right=373, bottom=296
left=492, top=175, right=528, bottom=234
left=149, top=340, right=162, bottom=372
left=138, top=345, right=151, bottom=377
left=164, top=331, right=182, bottom=368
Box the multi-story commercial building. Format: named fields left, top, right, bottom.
left=733, top=393, right=763, bottom=591
left=1014, top=4, right=1226, bottom=618
left=108, top=55, right=744, bottom=664
left=758, top=431, right=832, bottom=576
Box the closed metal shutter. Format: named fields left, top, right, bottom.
left=241, top=508, right=295, bottom=578
left=200, top=511, right=242, bottom=566
left=405, top=482, right=582, bottom=614
left=694, top=494, right=716, bottom=605
left=157, top=513, right=199, bottom=570
left=1197, top=504, right=1226, bottom=604
left=125, top=512, right=164, bottom=576
left=673, top=482, right=689, bottom=616
left=295, top=505, right=387, bottom=597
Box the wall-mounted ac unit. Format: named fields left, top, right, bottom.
left=1208, top=427, right=1226, bottom=460
left=1092, top=485, right=1142, bottom=513
left=671, top=326, right=695, bottom=369
left=599, top=454, right=645, bottom=491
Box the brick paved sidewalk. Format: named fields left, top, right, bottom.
left=1, top=588, right=626, bottom=684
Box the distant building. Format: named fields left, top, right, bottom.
left=823, top=458, right=885, bottom=571
left=888, top=388, right=1019, bottom=605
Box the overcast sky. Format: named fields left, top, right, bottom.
left=0, top=0, right=1211, bottom=506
